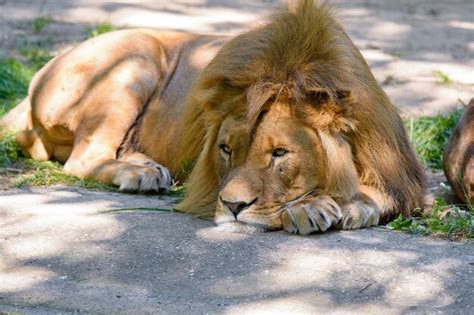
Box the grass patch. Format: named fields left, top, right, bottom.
left=0, top=49, right=52, bottom=117
left=13, top=159, right=118, bottom=191
left=32, top=16, right=51, bottom=34
left=0, top=133, right=117, bottom=191
left=167, top=183, right=186, bottom=198
left=382, top=74, right=396, bottom=85
left=85, top=22, right=116, bottom=38
left=388, top=197, right=473, bottom=240
left=0, top=58, right=35, bottom=117
left=405, top=107, right=464, bottom=169
left=20, top=46, right=53, bottom=71
left=0, top=128, right=115, bottom=192
left=433, top=70, right=452, bottom=85
left=0, top=133, right=22, bottom=167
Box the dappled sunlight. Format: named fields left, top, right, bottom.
left=0, top=186, right=472, bottom=313
left=207, top=247, right=421, bottom=298
left=0, top=266, right=55, bottom=293
left=449, top=20, right=474, bottom=31
left=385, top=272, right=451, bottom=307
left=367, top=21, right=410, bottom=39
left=60, top=4, right=264, bottom=35
left=382, top=60, right=474, bottom=85
left=202, top=230, right=467, bottom=313
left=224, top=293, right=329, bottom=315
left=0, top=188, right=143, bottom=295
left=0, top=0, right=473, bottom=312
left=384, top=81, right=471, bottom=116
left=225, top=296, right=396, bottom=315
left=196, top=226, right=255, bottom=242
left=189, top=43, right=224, bottom=69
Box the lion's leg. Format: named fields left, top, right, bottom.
left=118, top=152, right=172, bottom=192
left=63, top=118, right=172, bottom=193
left=15, top=129, right=53, bottom=161
left=282, top=195, right=342, bottom=235
left=281, top=187, right=387, bottom=234
left=62, top=85, right=171, bottom=193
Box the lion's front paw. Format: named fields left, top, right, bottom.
left=282, top=195, right=342, bottom=235
left=340, top=201, right=380, bottom=230
left=114, top=163, right=172, bottom=193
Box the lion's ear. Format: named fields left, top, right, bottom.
left=336, top=90, right=351, bottom=100
left=302, top=88, right=355, bottom=133
left=305, top=88, right=351, bottom=105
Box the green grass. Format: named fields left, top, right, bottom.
left=382, top=74, right=396, bottom=85
left=0, top=132, right=22, bottom=167
left=32, top=16, right=51, bottom=34
left=20, top=46, right=53, bottom=71
left=13, top=159, right=118, bottom=191
left=388, top=197, right=473, bottom=240
left=0, top=131, right=116, bottom=191
left=433, top=70, right=452, bottom=85
left=0, top=48, right=52, bottom=117
left=168, top=183, right=186, bottom=198
left=0, top=58, right=35, bottom=117
left=405, top=107, right=464, bottom=169
left=85, top=23, right=116, bottom=38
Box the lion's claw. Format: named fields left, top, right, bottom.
left=282, top=195, right=342, bottom=235
left=114, top=163, right=172, bottom=193
left=340, top=200, right=380, bottom=230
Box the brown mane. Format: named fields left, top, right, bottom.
left=177, top=0, right=425, bottom=220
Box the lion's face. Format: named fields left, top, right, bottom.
left=214, top=101, right=325, bottom=230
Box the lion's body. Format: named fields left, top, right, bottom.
left=9, top=30, right=227, bottom=190
left=443, top=99, right=474, bottom=204
left=3, top=1, right=425, bottom=234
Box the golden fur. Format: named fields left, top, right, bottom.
left=177, top=0, right=425, bottom=232
left=2, top=1, right=426, bottom=234
left=443, top=99, right=474, bottom=204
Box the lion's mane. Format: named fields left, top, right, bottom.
left=177, top=0, right=425, bottom=220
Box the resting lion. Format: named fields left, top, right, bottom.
left=2, top=1, right=425, bottom=234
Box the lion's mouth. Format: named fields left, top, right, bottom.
left=216, top=189, right=318, bottom=231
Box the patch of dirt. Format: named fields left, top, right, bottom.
left=1, top=0, right=472, bottom=115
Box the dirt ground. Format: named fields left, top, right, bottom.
left=1, top=0, right=473, bottom=115
left=0, top=1, right=473, bottom=314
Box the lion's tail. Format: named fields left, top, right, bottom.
left=0, top=97, right=31, bottom=136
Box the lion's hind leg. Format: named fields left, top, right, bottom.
left=15, top=129, right=53, bottom=161
left=63, top=122, right=172, bottom=193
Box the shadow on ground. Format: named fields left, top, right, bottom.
left=0, top=1, right=473, bottom=313
left=0, top=187, right=473, bottom=313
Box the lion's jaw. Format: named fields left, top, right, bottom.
left=214, top=102, right=324, bottom=231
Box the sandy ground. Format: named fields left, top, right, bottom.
left=1, top=186, right=473, bottom=314
left=0, top=1, right=473, bottom=314
left=1, top=0, right=473, bottom=115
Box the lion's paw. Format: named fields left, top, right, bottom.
left=114, top=163, right=172, bottom=193
left=282, top=195, right=342, bottom=235
left=340, top=201, right=380, bottom=230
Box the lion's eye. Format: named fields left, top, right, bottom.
left=220, top=144, right=232, bottom=155
left=272, top=148, right=288, bottom=158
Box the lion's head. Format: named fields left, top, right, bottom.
left=214, top=91, right=361, bottom=230
left=176, top=0, right=425, bottom=231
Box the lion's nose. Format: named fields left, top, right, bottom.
left=220, top=197, right=257, bottom=217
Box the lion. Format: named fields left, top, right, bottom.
left=1, top=1, right=425, bottom=234
left=443, top=99, right=473, bottom=204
